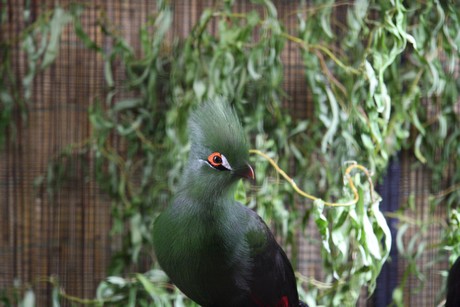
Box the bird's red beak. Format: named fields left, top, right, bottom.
left=237, top=163, right=255, bottom=181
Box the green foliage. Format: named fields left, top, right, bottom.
left=0, top=44, right=16, bottom=147
left=304, top=182, right=390, bottom=305
left=1, top=0, right=459, bottom=306
left=295, top=0, right=459, bottom=304
left=94, top=270, right=199, bottom=307
left=444, top=210, right=460, bottom=264
left=0, top=272, right=195, bottom=307
left=0, top=3, right=85, bottom=147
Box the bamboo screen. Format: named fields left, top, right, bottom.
left=0, top=1, right=453, bottom=306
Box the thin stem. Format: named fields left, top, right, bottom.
left=281, top=32, right=361, bottom=75
left=249, top=149, right=375, bottom=207
left=434, top=183, right=460, bottom=199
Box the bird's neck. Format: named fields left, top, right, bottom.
left=179, top=173, right=237, bottom=204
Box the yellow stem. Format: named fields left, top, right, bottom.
left=281, top=32, right=361, bottom=75
left=434, top=182, right=460, bottom=199
left=249, top=149, right=375, bottom=207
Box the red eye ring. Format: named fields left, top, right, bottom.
left=208, top=152, right=222, bottom=167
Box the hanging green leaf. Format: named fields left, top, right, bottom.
left=41, top=8, right=73, bottom=69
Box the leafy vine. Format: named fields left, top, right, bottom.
left=1, top=0, right=458, bottom=306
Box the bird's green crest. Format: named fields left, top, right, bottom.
left=188, top=98, right=249, bottom=164
left=178, top=98, right=251, bottom=197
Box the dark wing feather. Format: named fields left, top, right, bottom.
left=446, top=256, right=460, bottom=307
left=243, top=207, right=300, bottom=307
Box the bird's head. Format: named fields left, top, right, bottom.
left=182, top=99, right=254, bottom=198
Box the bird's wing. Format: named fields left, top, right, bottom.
left=243, top=206, right=299, bottom=307
left=446, top=256, right=460, bottom=307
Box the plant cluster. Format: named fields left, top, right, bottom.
left=0, top=0, right=458, bottom=306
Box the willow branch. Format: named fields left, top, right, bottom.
left=249, top=149, right=375, bottom=207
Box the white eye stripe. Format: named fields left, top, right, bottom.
left=220, top=154, right=232, bottom=170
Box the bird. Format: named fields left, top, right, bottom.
left=446, top=255, right=460, bottom=307
left=153, top=98, right=307, bottom=307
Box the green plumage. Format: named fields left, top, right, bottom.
left=153, top=99, right=300, bottom=307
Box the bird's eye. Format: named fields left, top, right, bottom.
left=206, top=152, right=232, bottom=171
left=208, top=152, right=223, bottom=167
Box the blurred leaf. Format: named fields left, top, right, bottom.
left=113, top=98, right=143, bottom=112
left=107, top=276, right=128, bottom=287
left=135, top=273, right=170, bottom=305
left=193, top=80, right=206, bottom=100
left=51, top=287, right=60, bottom=307
left=321, top=87, right=339, bottom=153
left=313, top=200, right=330, bottom=253
left=104, top=60, right=115, bottom=88
left=20, top=290, right=35, bottom=307
left=361, top=134, right=374, bottom=150
left=41, top=8, right=73, bottom=69
left=414, top=134, right=427, bottom=164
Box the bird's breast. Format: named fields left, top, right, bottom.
left=153, top=197, right=252, bottom=305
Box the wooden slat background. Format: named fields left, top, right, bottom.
left=0, top=1, right=453, bottom=306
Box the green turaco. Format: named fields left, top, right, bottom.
left=153, top=99, right=307, bottom=307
